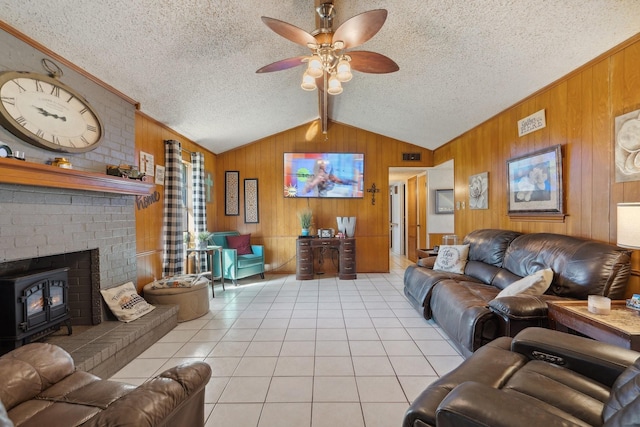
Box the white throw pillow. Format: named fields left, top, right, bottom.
left=101, top=281, right=155, bottom=322
left=496, top=268, right=554, bottom=298
left=432, top=245, right=470, bottom=274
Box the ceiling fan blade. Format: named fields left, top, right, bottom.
left=261, top=17, right=317, bottom=47
left=348, top=51, right=399, bottom=74
left=332, top=9, right=387, bottom=49
left=256, top=56, right=308, bottom=73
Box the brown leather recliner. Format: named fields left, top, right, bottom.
left=0, top=342, right=211, bottom=427
left=403, top=327, right=640, bottom=427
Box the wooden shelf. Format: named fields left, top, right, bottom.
left=0, top=157, right=154, bottom=196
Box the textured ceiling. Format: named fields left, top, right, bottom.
left=1, top=1, right=639, bottom=154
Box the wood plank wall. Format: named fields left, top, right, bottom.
left=214, top=121, right=433, bottom=274
left=433, top=34, right=640, bottom=296
left=134, top=112, right=217, bottom=290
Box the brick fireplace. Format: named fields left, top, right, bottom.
left=0, top=184, right=138, bottom=324
left=0, top=249, right=101, bottom=325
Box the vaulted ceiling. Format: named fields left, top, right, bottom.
left=2, top=1, right=639, bottom=154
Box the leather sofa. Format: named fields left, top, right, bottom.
left=210, top=231, right=265, bottom=285
left=403, top=327, right=640, bottom=427
left=0, top=342, right=211, bottom=427
left=404, top=229, right=631, bottom=356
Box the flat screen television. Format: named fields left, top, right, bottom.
left=284, top=152, right=364, bottom=198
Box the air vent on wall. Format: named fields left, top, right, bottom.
left=402, top=153, right=421, bottom=161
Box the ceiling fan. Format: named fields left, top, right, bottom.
left=256, top=2, right=399, bottom=134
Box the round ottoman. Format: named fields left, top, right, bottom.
left=143, top=277, right=210, bottom=322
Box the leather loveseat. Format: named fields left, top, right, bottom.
left=403, top=327, right=640, bottom=427
left=0, top=342, right=211, bottom=427
left=404, top=229, right=631, bottom=356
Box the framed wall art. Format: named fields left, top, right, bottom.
left=469, top=172, right=488, bottom=209
left=507, top=145, right=563, bottom=216
left=435, top=189, right=454, bottom=214
left=614, top=108, right=640, bottom=183
left=225, top=171, right=240, bottom=216
left=244, top=178, right=259, bottom=223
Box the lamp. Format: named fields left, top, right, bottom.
left=617, top=202, right=640, bottom=249
left=336, top=58, right=352, bottom=82
left=327, top=74, right=343, bottom=95
left=300, top=71, right=317, bottom=91
left=306, top=55, right=324, bottom=78
left=300, top=44, right=352, bottom=96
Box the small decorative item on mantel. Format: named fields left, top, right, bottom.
left=106, top=164, right=146, bottom=180
left=51, top=157, right=73, bottom=169
left=297, top=207, right=313, bottom=237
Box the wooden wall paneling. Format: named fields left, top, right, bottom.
left=592, top=58, right=612, bottom=242
left=214, top=121, right=432, bottom=274
left=565, top=72, right=583, bottom=237
left=430, top=35, right=640, bottom=296
left=543, top=82, right=568, bottom=235
left=417, top=174, right=427, bottom=248
left=579, top=66, right=595, bottom=238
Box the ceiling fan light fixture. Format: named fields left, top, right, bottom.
left=301, top=71, right=317, bottom=91
left=307, top=55, right=324, bottom=78
left=327, top=75, right=343, bottom=95
left=336, top=58, right=352, bottom=82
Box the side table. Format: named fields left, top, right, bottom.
left=186, top=246, right=225, bottom=296
left=416, top=248, right=438, bottom=259
left=547, top=300, right=640, bottom=351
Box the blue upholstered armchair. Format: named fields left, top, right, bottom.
left=210, top=231, right=265, bottom=285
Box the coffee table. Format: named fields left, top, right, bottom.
left=547, top=300, right=640, bottom=351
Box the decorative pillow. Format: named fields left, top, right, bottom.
left=150, top=273, right=209, bottom=289
left=226, top=234, right=253, bottom=255
left=433, top=245, right=470, bottom=274
left=100, top=281, right=155, bottom=322
left=496, top=268, right=554, bottom=298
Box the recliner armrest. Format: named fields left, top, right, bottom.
left=81, top=362, right=211, bottom=427
left=488, top=295, right=548, bottom=320
left=435, top=381, right=587, bottom=427
left=250, top=245, right=264, bottom=256
left=512, top=327, right=640, bottom=387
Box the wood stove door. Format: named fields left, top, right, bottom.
left=22, top=280, right=48, bottom=332
left=48, top=278, right=68, bottom=321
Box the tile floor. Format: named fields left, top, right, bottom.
left=110, top=253, right=464, bottom=427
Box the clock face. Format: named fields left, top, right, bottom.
left=0, top=71, right=103, bottom=153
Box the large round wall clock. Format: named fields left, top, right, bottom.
left=0, top=70, right=104, bottom=153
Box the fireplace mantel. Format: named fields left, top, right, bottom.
left=0, top=158, right=154, bottom=196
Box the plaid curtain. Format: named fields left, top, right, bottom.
left=162, top=140, right=184, bottom=276
left=191, top=152, right=208, bottom=272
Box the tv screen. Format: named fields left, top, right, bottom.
left=284, top=152, right=364, bottom=198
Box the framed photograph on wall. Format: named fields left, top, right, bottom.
left=225, top=171, right=240, bottom=216
left=244, top=178, right=259, bottom=223
left=435, top=189, right=454, bottom=214
left=507, top=145, right=563, bottom=216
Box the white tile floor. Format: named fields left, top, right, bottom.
left=110, top=253, right=464, bottom=427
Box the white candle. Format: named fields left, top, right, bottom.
left=588, top=295, right=611, bottom=315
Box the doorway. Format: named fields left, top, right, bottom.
left=389, top=162, right=454, bottom=263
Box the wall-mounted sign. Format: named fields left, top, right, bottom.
left=136, top=191, right=161, bottom=210
left=140, top=151, right=155, bottom=176
left=518, top=109, right=546, bottom=137
left=155, top=165, right=165, bottom=185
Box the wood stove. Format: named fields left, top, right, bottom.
left=0, top=267, right=72, bottom=355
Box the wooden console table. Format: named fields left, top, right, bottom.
left=547, top=300, right=640, bottom=351
left=296, top=237, right=356, bottom=280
